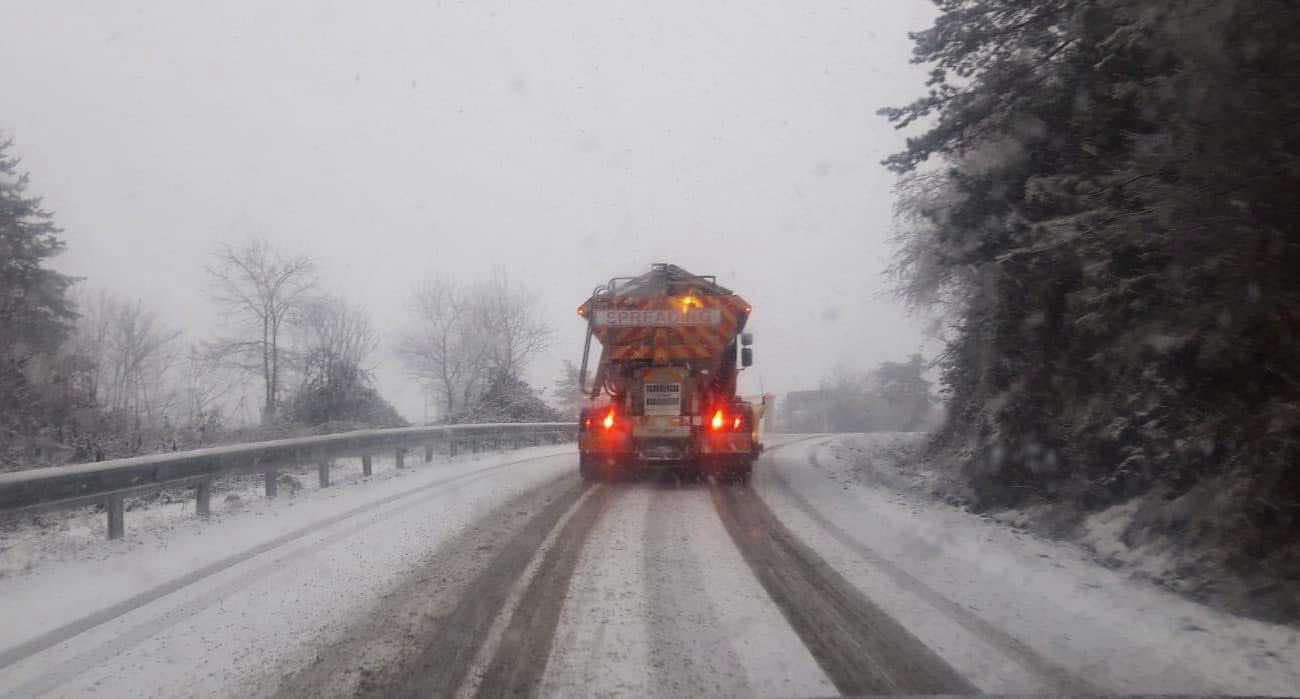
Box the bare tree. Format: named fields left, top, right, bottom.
left=206, top=240, right=316, bottom=423
left=68, top=289, right=115, bottom=408
left=181, top=344, right=240, bottom=440
left=70, top=290, right=182, bottom=430
left=397, top=273, right=552, bottom=421
left=108, top=299, right=182, bottom=427
left=396, top=278, right=487, bottom=419
left=293, top=295, right=378, bottom=394
left=551, top=360, right=587, bottom=420
left=279, top=295, right=393, bottom=425
left=469, top=270, right=552, bottom=379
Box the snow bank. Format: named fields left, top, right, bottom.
left=0, top=445, right=575, bottom=670
left=758, top=436, right=1300, bottom=695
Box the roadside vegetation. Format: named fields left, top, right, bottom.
left=786, top=355, right=940, bottom=434
left=0, top=136, right=558, bottom=473
left=395, top=273, right=557, bottom=425
left=884, top=0, right=1300, bottom=621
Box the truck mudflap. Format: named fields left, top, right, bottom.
left=699, top=431, right=755, bottom=456
left=637, top=438, right=690, bottom=462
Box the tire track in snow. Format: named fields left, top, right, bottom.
left=772, top=445, right=1099, bottom=695
left=0, top=450, right=572, bottom=680
left=269, top=472, right=580, bottom=697
left=642, top=480, right=753, bottom=697
left=469, top=483, right=617, bottom=696
left=392, top=481, right=604, bottom=697
left=712, top=482, right=977, bottom=695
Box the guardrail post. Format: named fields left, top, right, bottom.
left=361, top=454, right=372, bottom=477
left=265, top=468, right=278, bottom=498
left=424, top=444, right=433, bottom=462
left=395, top=448, right=406, bottom=468
left=317, top=460, right=331, bottom=488
left=196, top=480, right=212, bottom=517
left=107, top=495, right=125, bottom=539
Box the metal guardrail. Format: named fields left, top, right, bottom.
left=0, top=422, right=576, bottom=539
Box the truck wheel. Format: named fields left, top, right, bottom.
left=679, top=460, right=703, bottom=484
left=733, top=460, right=753, bottom=485
left=579, top=453, right=599, bottom=482
left=685, top=460, right=700, bottom=483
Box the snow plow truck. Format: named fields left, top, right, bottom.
left=576, top=263, right=761, bottom=482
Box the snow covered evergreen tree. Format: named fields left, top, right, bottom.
left=885, top=0, right=1300, bottom=618
left=0, top=136, right=78, bottom=460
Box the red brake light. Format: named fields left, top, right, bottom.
left=602, top=409, right=616, bottom=430
left=711, top=409, right=726, bottom=431
left=732, top=416, right=742, bottom=431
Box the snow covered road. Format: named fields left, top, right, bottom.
left=2, top=435, right=1297, bottom=697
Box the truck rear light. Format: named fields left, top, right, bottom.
left=708, top=407, right=750, bottom=433
left=602, top=409, right=618, bottom=430
left=709, top=409, right=750, bottom=432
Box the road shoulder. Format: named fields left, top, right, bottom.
left=755, top=436, right=1300, bottom=695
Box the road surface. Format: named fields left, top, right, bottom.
left=1, top=436, right=1296, bottom=697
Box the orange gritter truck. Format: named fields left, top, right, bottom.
left=575, top=263, right=761, bottom=482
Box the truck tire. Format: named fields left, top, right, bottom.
left=678, top=459, right=703, bottom=484
left=733, top=458, right=753, bottom=485
left=579, top=453, right=599, bottom=482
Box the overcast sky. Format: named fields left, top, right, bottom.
left=3, top=0, right=938, bottom=421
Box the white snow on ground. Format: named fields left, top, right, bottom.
left=540, top=481, right=837, bottom=697
left=6, top=431, right=1297, bottom=697
left=0, top=444, right=576, bottom=698
left=758, top=435, right=1300, bottom=696
left=1075, top=499, right=1187, bottom=585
